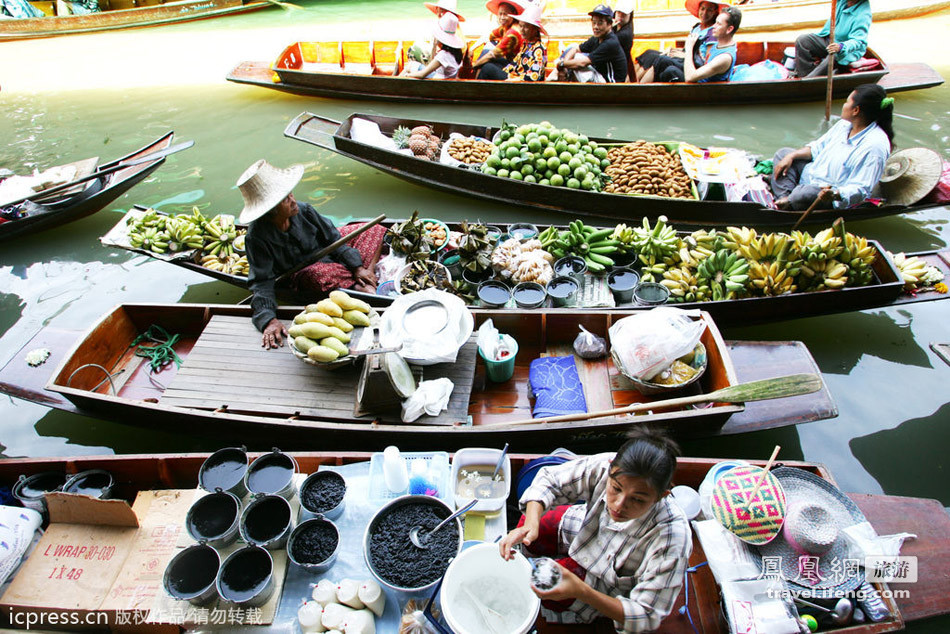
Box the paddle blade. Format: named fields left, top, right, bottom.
left=708, top=373, right=823, bottom=403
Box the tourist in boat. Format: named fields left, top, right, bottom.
left=550, top=4, right=628, bottom=83
left=635, top=0, right=723, bottom=83
left=770, top=83, right=893, bottom=210
left=402, top=13, right=465, bottom=79
left=793, top=0, right=870, bottom=78
left=471, top=0, right=525, bottom=79
left=480, top=3, right=548, bottom=81
left=679, top=5, right=740, bottom=82
left=238, top=160, right=381, bottom=349
left=499, top=429, right=691, bottom=631
left=613, top=0, right=635, bottom=81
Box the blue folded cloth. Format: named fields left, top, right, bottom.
left=528, top=356, right=588, bottom=419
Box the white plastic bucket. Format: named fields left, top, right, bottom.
left=440, top=543, right=539, bottom=634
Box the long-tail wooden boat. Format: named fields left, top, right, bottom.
left=99, top=208, right=950, bottom=326
left=226, top=39, right=942, bottom=106
left=1, top=451, right=947, bottom=632
left=0, top=132, right=174, bottom=242
left=0, top=0, right=270, bottom=41
left=0, top=304, right=837, bottom=449
left=543, top=0, right=950, bottom=38
left=285, top=112, right=944, bottom=229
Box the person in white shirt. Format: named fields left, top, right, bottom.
left=771, top=83, right=894, bottom=210
left=402, top=12, right=465, bottom=79
left=499, top=429, right=691, bottom=633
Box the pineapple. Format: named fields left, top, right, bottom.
left=408, top=134, right=429, bottom=157
left=392, top=126, right=412, bottom=149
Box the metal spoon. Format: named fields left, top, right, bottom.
left=474, top=443, right=509, bottom=499
left=408, top=499, right=478, bottom=549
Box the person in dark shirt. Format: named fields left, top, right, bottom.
left=238, top=160, right=376, bottom=349
left=613, top=0, right=634, bottom=82
left=552, top=4, right=627, bottom=83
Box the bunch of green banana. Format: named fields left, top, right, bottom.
left=661, top=267, right=711, bottom=303
left=800, top=258, right=849, bottom=290
left=887, top=251, right=943, bottom=290
left=794, top=227, right=843, bottom=265
left=127, top=207, right=167, bottom=232
left=203, top=214, right=239, bottom=257
left=832, top=219, right=877, bottom=287
left=128, top=225, right=170, bottom=254
left=697, top=248, right=750, bottom=301
left=542, top=220, right=620, bottom=274
left=164, top=216, right=206, bottom=253
left=630, top=216, right=679, bottom=259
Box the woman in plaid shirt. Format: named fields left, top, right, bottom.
left=500, top=430, right=691, bottom=632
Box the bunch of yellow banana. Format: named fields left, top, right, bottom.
left=677, top=236, right=715, bottom=268
left=127, top=207, right=167, bottom=232
left=697, top=248, right=750, bottom=301
left=203, top=214, right=240, bottom=257
left=800, top=258, right=849, bottom=290
left=200, top=253, right=249, bottom=275
left=689, top=229, right=727, bottom=253
left=165, top=216, right=206, bottom=253
left=796, top=227, right=844, bottom=265
left=630, top=216, right=680, bottom=259
left=128, top=225, right=170, bottom=254
left=661, top=267, right=711, bottom=303
left=887, top=251, right=944, bottom=290
left=722, top=226, right=758, bottom=251
left=609, top=223, right=636, bottom=248
left=638, top=252, right=679, bottom=283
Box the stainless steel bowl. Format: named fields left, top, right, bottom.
left=63, top=469, right=114, bottom=499
left=298, top=470, right=347, bottom=521
left=198, top=446, right=249, bottom=497
left=216, top=545, right=275, bottom=608
left=287, top=517, right=341, bottom=573
left=240, top=494, right=294, bottom=550
left=185, top=489, right=241, bottom=549
left=163, top=544, right=220, bottom=606
left=244, top=449, right=298, bottom=500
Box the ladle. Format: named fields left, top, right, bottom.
left=462, top=584, right=506, bottom=634
left=794, top=597, right=854, bottom=625
left=474, top=443, right=509, bottom=499
left=408, top=499, right=477, bottom=549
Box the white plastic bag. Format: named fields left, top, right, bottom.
left=476, top=319, right=516, bottom=361
left=401, top=378, right=454, bottom=422
left=573, top=325, right=607, bottom=359
left=350, top=118, right=397, bottom=151
left=843, top=521, right=916, bottom=570
left=608, top=307, right=705, bottom=380
left=375, top=252, right=406, bottom=284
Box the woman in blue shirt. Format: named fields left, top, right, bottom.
left=771, top=84, right=894, bottom=211
left=794, top=0, right=870, bottom=78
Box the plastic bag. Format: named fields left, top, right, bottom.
left=608, top=307, right=705, bottom=380
left=399, top=598, right=439, bottom=634
left=401, top=378, right=454, bottom=422
left=843, top=521, right=916, bottom=571
left=573, top=325, right=607, bottom=359
left=376, top=252, right=406, bottom=284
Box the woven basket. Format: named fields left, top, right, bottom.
left=612, top=342, right=707, bottom=395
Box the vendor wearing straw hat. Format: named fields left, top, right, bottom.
left=500, top=429, right=691, bottom=631
left=471, top=0, right=525, bottom=79
left=402, top=12, right=465, bottom=79
left=424, top=0, right=465, bottom=22
left=771, top=84, right=893, bottom=210
left=238, top=160, right=379, bottom=349
left=480, top=3, right=547, bottom=81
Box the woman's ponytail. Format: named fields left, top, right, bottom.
left=853, top=83, right=895, bottom=145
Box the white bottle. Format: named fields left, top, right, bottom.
left=382, top=446, right=409, bottom=493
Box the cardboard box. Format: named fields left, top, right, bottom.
left=0, top=490, right=191, bottom=632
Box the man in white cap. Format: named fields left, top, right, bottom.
left=237, top=160, right=377, bottom=349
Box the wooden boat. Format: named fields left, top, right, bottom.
left=99, top=208, right=950, bottom=326
left=0, top=0, right=270, bottom=41
left=0, top=304, right=837, bottom=449
left=0, top=132, right=174, bottom=242
left=1, top=451, right=947, bottom=632
left=226, top=39, right=943, bottom=106
left=285, top=112, right=945, bottom=229
left=543, top=0, right=950, bottom=39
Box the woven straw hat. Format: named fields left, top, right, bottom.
left=755, top=467, right=867, bottom=598
left=236, top=160, right=304, bottom=224
left=711, top=464, right=786, bottom=546
left=685, top=0, right=729, bottom=19
left=424, top=0, right=465, bottom=21
left=512, top=2, right=546, bottom=36
left=433, top=12, right=464, bottom=49
left=485, top=0, right=524, bottom=16
left=879, top=147, right=942, bottom=206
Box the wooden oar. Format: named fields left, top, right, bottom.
left=745, top=445, right=780, bottom=505
left=276, top=214, right=386, bottom=281
left=791, top=195, right=823, bottom=231
left=1, top=140, right=194, bottom=209
left=488, top=373, right=823, bottom=427
left=824, top=0, right=839, bottom=121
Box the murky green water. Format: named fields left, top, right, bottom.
left=1, top=7, right=949, bottom=629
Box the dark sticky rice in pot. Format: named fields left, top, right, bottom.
left=369, top=503, right=458, bottom=588
left=290, top=521, right=338, bottom=564
left=301, top=472, right=345, bottom=513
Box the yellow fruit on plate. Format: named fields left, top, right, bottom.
left=316, top=299, right=343, bottom=318
left=294, top=336, right=319, bottom=354
left=320, top=337, right=349, bottom=357
left=305, top=312, right=335, bottom=326
left=326, top=326, right=351, bottom=344
left=307, top=345, right=340, bottom=363
left=299, top=322, right=334, bottom=341
left=343, top=310, right=371, bottom=327
left=332, top=317, right=354, bottom=333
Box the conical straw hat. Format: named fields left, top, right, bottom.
left=237, top=160, right=304, bottom=224
left=880, top=147, right=942, bottom=207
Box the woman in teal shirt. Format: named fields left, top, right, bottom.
left=794, top=0, right=870, bottom=78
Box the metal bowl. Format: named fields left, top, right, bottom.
left=12, top=472, right=67, bottom=515
left=240, top=494, right=294, bottom=550
left=363, top=495, right=462, bottom=594
left=198, top=446, right=248, bottom=497
left=287, top=517, right=341, bottom=573
left=216, top=545, right=275, bottom=608
left=63, top=469, right=114, bottom=499
left=298, top=470, right=347, bottom=521
left=163, top=544, right=220, bottom=606
left=244, top=449, right=298, bottom=500
left=185, top=489, right=241, bottom=549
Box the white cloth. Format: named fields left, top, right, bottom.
left=401, top=378, right=454, bottom=422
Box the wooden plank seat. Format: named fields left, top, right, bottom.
left=159, top=314, right=475, bottom=425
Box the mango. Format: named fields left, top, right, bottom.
left=307, top=345, right=340, bottom=363
left=330, top=290, right=371, bottom=314
left=288, top=324, right=305, bottom=338
left=342, top=309, right=371, bottom=327
left=299, top=322, right=334, bottom=341
left=332, top=317, right=354, bottom=333
left=293, top=313, right=308, bottom=325
left=304, top=303, right=322, bottom=313
left=320, top=337, right=349, bottom=357
left=294, top=336, right=319, bottom=354
left=305, top=312, right=335, bottom=326
left=316, top=299, right=343, bottom=318
left=326, top=326, right=351, bottom=344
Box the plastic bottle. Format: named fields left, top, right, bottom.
left=382, top=446, right=409, bottom=493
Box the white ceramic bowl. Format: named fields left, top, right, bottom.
left=450, top=447, right=511, bottom=513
